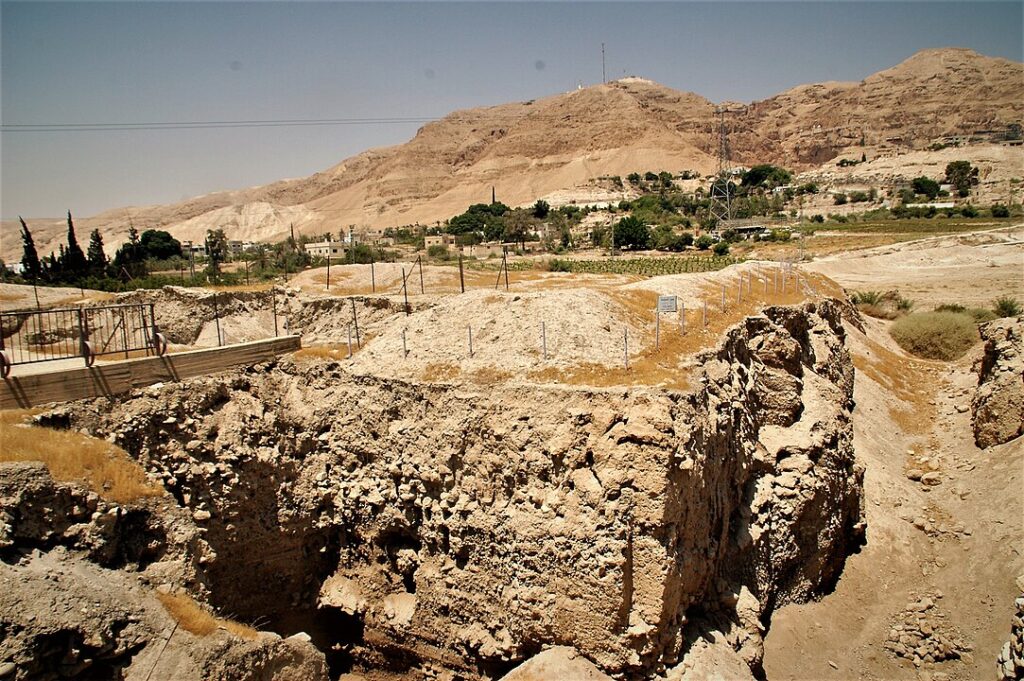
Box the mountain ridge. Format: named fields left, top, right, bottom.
left=3, top=47, right=1022, bottom=261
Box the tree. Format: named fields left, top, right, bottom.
left=944, top=161, right=979, bottom=197
left=86, top=229, right=108, bottom=275
left=741, top=164, right=792, bottom=190
left=205, top=228, right=228, bottom=278
left=140, top=229, right=183, bottom=260
left=712, top=241, right=730, bottom=256
left=911, top=176, right=941, bottom=200
left=532, top=200, right=550, bottom=219
left=658, top=171, right=674, bottom=189
left=63, top=211, right=88, bottom=279
left=991, top=204, right=1010, bottom=218
left=613, top=216, right=650, bottom=250
left=19, top=217, right=42, bottom=280
left=695, top=235, right=714, bottom=250
left=627, top=172, right=641, bottom=186
left=113, top=225, right=148, bottom=279
left=503, top=208, right=532, bottom=249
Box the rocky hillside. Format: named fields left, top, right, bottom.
left=3, top=48, right=1021, bottom=262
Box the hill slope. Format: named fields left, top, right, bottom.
left=3, top=48, right=1022, bottom=262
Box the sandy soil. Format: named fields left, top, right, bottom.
left=763, top=232, right=1024, bottom=680
left=805, top=227, right=1024, bottom=309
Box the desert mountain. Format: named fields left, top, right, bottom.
left=3, top=47, right=1022, bottom=261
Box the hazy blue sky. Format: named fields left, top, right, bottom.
left=2, top=1, right=1022, bottom=219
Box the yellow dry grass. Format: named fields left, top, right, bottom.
left=156, top=591, right=259, bottom=640
left=206, top=283, right=275, bottom=293
left=292, top=335, right=374, bottom=362
left=528, top=268, right=821, bottom=390
left=0, top=409, right=163, bottom=503
left=851, top=335, right=940, bottom=435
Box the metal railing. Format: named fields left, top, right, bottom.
left=0, top=303, right=166, bottom=377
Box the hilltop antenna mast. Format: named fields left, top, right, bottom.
left=706, top=107, right=734, bottom=232
left=602, top=43, right=606, bottom=84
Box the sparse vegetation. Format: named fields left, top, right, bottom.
left=993, top=296, right=1022, bottom=318
left=0, top=410, right=163, bottom=503
left=156, top=591, right=259, bottom=639
left=889, top=312, right=979, bottom=360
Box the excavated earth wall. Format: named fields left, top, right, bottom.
left=972, top=316, right=1024, bottom=449
left=2, top=298, right=864, bottom=680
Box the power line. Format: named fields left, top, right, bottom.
left=1, top=115, right=437, bottom=133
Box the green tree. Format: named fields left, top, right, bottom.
left=658, top=171, right=674, bottom=189
left=911, top=176, right=941, bottom=200
left=712, top=241, right=730, bottom=256
left=140, top=229, right=183, bottom=260
left=18, top=217, right=42, bottom=280
left=741, top=164, right=792, bottom=190
left=63, top=211, right=88, bottom=279
left=532, top=200, right=550, bottom=219
left=695, top=235, right=714, bottom=250
left=627, top=172, right=641, bottom=186
left=503, top=208, right=532, bottom=249
left=86, top=229, right=108, bottom=275
left=205, top=228, right=228, bottom=278
left=944, top=161, right=979, bottom=198
left=112, top=226, right=148, bottom=279
left=991, top=204, right=1010, bottom=218
left=613, top=216, right=650, bottom=250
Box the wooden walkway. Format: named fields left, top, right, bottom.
left=0, top=335, right=301, bottom=409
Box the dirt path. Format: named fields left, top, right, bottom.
left=763, top=318, right=1023, bottom=680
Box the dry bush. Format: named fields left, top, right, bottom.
left=156, top=591, right=259, bottom=640
left=0, top=410, right=163, bottom=503
left=889, top=312, right=979, bottom=361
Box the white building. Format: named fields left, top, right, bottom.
left=304, top=241, right=348, bottom=258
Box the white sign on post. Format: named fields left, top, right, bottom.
left=657, top=295, right=678, bottom=314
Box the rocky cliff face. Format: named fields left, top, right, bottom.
left=972, top=316, right=1024, bottom=449
left=1, top=298, right=865, bottom=679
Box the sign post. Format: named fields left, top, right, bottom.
left=655, top=295, right=677, bottom=352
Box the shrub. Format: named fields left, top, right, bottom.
left=991, top=204, right=1010, bottom=218
left=935, top=303, right=966, bottom=313
left=960, top=204, right=979, bottom=218
left=968, top=308, right=998, bottom=324
left=993, top=296, right=1022, bottom=317
left=695, top=235, right=714, bottom=250
left=427, top=244, right=449, bottom=259
left=712, top=241, right=730, bottom=256
left=851, top=290, right=882, bottom=305
left=833, top=193, right=848, bottom=205
left=890, top=312, right=979, bottom=360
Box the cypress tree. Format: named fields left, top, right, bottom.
left=87, top=229, right=108, bottom=275
left=19, top=217, right=42, bottom=280
left=63, top=211, right=88, bottom=277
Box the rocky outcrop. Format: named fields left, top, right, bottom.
left=49, top=298, right=863, bottom=678
left=972, top=316, right=1024, bottom=449
left=997, top=593, right=1024, bottom=681
left=0, top=463, right=328, bottom=681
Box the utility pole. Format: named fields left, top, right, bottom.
left=602, top=43, right=606, bottom=84
left=706, top=106, right=740, bottom=235
left=491, top=186, right=496, bottom=204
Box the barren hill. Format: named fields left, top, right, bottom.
left=3, top=47, right=1022, bottom=262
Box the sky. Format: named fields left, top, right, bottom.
left=2, top=1, right=1022, bottom=220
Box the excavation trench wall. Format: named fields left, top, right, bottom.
left=58, top=298, right=863, bottom=678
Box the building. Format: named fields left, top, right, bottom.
left=424, top=235, right=452, bottom=249
left=304, top=241, right=348, bottom=258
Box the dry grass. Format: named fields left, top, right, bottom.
left=0, top=410, right=163, bottom=503
left=207, top=283, right=275, bottom=293
left=890, top=312, right=979, bottom=360
left=156, top=591, right=259, bottom=639
left=852, top=335, right=939, bottom=434
left=293, top=335, right=375, bottom=362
